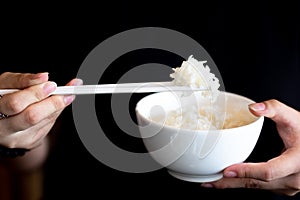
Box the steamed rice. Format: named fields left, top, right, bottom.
left=160, top=55, right=249, bottom=130
left=159, top=105, right=250, bottom=130
left=170, top=55, right=220, bottom=102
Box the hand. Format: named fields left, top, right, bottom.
left=201, top=99, right=300, bottom=196
left=0, top=72, right=82, bottom=150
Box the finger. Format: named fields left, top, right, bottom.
left=221, top=151, right=300, bottom=182
left=1, top=112, right=59, bottom=149
left=0, top=72, right=49, bottom=89
left=248, top=99, right=300, bottom=126
left=0, top=81, right=57, bottom=116
left=202, top=177, right=270, bottom=190
left=30, top=111, right=61, bottom=144
left=203, top=172, right=300, bottom=196
left=3, top=94, right=74, bottom=133
left=273, top=189, right=300, bottom=197
left=0, top=78, right=81, bottom=136
left=272, top=172, right=300, bottom=196
left=24, top=113, right=60, bottom=149
left=249, top=100, right=300, bottom=148
left=65, top=78, right=83, bottom=86
left=202, top=177, right=279, bottom=190
left=56, top=77, right=82, bottom=106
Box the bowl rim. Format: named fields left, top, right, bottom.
left=135, top=91, right=264, bottom=133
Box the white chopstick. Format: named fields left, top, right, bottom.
left=0, top=81, right=208, bottom=95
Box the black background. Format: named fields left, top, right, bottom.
left=0, top=1, right=299, bottom=199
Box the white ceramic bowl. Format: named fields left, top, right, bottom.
left=135, top=91, right=264, bottom=182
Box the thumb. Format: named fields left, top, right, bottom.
left=249, top=99, right=300, bottom=148
left=0, top=72, right=49, bottom=89
left=222, top=162, right=269, bottom=180
left=248, top=99, right=300, bottom=125
left=223, top=148, right=300, bottom=181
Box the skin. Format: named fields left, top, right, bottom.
left=201, top=99, right=300, bottom=196
left=0, top=72, right=82, bottom=171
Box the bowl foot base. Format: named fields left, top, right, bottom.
left=168, top=170, right=223, bottom=183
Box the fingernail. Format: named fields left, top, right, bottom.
left=201, top=183, right=214, bottom=188
left=249, top=102, right=266, bottom=111
left=72, top=78, right=83, bottom=86
left=33, top=72, right=49, bottom=80
left=43, top=82, right=57, bottom=94
left=224, top=171, right=237, bottom=178
left=64, top=95, right=75, bottom=105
